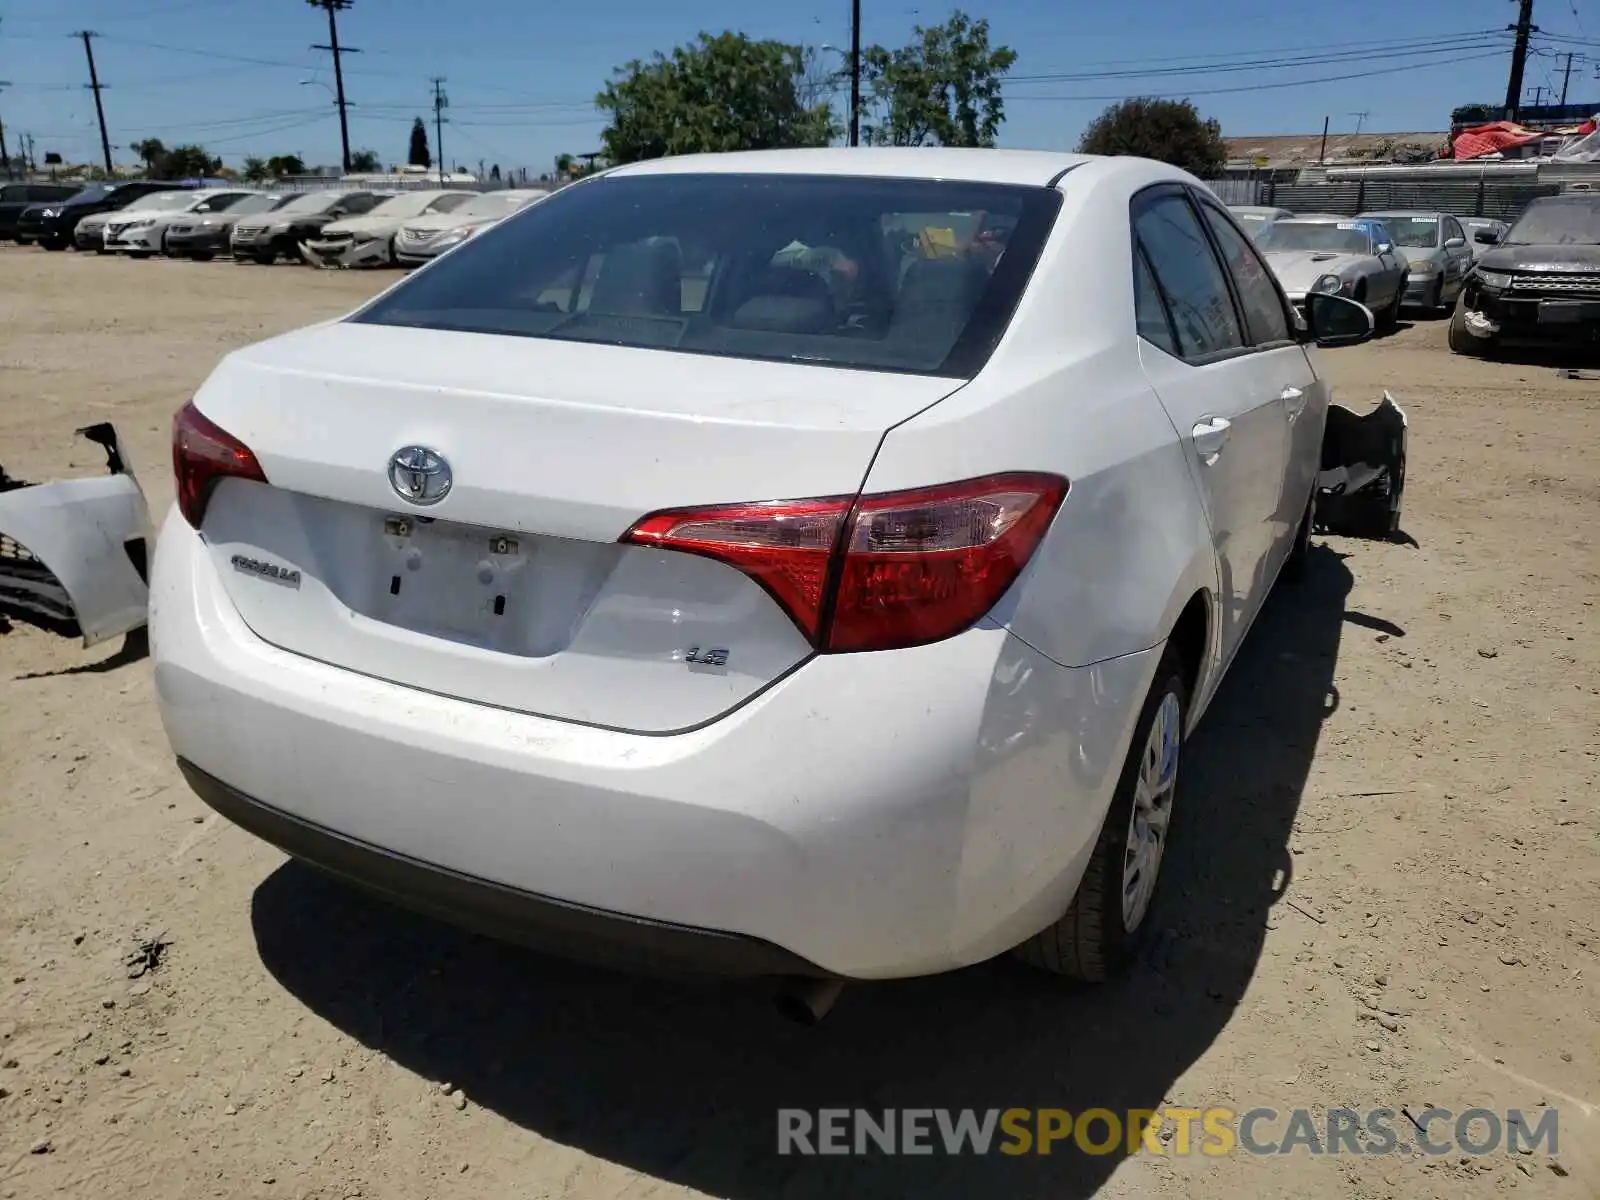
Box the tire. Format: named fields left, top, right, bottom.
left=191, top=252, right=213, bottom=262
left=1016, top=646, right=1188, bottom=981
left=41, top=238, right=67, bottom=251
left=1282, top=491, right=1315, bottom=583
left=128, top=250, right=151, bottom=260
left=1448, top=301, right=1487, bottom=357
left=249, top=251, right=275, bottom=265
left=1431, top=278, right=1448, bottom=316
left=1378, top=285, right=1402, bottom=330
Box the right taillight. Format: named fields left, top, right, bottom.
left=172, top=400, right=267, bottom=528
left=621, top=472, right=1067, bottom=653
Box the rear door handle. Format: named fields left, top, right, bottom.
left=1280, top=385, right=1307, bottom=421
left=1192, top=416, right=1232, bottom=464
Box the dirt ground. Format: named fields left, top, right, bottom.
left=1, top=246, right=1596, bottom=1200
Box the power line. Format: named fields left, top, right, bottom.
left=1007, top=49, right=1510, bottom=102
left=1007, top=32, right=1511, bottom=83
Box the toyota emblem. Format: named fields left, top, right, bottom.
left=387, top=445, right=452, bottom=506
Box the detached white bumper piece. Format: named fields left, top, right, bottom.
left=0, top=423, right=153, bottom=646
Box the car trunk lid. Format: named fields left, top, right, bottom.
left=193, top=322, right=962, bottom=732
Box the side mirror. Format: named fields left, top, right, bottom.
left=1474, top=228, right=1500, bottom=244
left=1305, top=292, right=1374, bottom=348
left=1377, top=242, right=1394, bottom=255
left=1444, top=236, right=1466, bottom=248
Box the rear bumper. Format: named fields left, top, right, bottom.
left=178, top=759, right=825, bottom=977
left=151, top=510, right=1154, bottom=979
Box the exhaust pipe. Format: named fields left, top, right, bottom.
left=773, top=977, right=845, bottom=1026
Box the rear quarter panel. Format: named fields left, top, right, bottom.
left=862, top=158, right=1218, bottom=672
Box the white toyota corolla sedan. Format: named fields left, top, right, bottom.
left=151, top=148, right=1381, bottom=1008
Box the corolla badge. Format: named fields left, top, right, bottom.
left=387, top=445, right=452, bottom=506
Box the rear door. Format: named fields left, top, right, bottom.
left=1132, top=185, right=1292, bottom=662
left=1192, top=192, right=1320, bottom=575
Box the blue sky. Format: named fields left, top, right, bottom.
left=0, top=0, right=1596, bottom=173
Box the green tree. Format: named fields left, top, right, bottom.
left=154, top=144, right=216, bottom=180
left=554, top=152, right=575, bottom=177
left=131, top=138, right=167, bottom=173
left=596, top=32, right=836, bottom=164
left=1451, top=103, right=1501, bottom=126
left=241, top=156, right=270, bottom=183
left=348, top=148, right=381, bottom=172
left=1077, top=97, right=1227, bottom=177
left=408, top=118, right=431, bottom=168
left=265, top=154, right=306, bottom=178
left=861, top=11, right=1016, bottom=147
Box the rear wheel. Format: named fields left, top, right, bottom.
left=1283, top=492, right=1315, bottom=583
left=1017, top=645, right=1187, bottom=981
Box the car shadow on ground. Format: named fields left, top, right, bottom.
left=251, top=544, right=1359, bottom=1200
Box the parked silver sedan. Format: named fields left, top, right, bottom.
left=1257, top=217, right=1410, bottom=325
left=1358, top=210, right=1475, bottom=313
left=1227, top=204, right=1293, bottom=241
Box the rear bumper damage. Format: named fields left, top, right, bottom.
left=1316, top=391, right=1408, bottom=540
left=0, top=423, right=153, bottom=645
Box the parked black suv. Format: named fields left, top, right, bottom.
left=1450, top=193, right=1600, bottom=355
left=16, top=180, right=187, bottom=250
left=0, top=183, right=82, bottom=242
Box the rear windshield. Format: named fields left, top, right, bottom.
left=1504, top=198, right=1600, bottom=245
left=354, top=173, right=1060, bottom=377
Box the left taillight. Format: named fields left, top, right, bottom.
left=171, top=400, right=267, bottom=528
left=621, top=472, right=1067, bottom=653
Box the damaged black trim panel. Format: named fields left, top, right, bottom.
left=1317, top=392, right=1408, bottom=540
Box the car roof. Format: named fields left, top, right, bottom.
left=1361, top=210, right=1442, bottom=218
left=605, top=147, right=1095, bottom=187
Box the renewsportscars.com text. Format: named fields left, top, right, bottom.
left=777, top=1106, right=1559, bottom=1157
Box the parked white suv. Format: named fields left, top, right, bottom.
left=152, top=149, right=1381, bottom=1005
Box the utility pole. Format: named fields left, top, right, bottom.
left=1318, top=115, right=1330, bottom=164
left=1560, top=51, right=1575, bottom=105
left=430, top=77, right=447, bottom=187
left=0, top=81, right=11, bottom=180
left=1350, top=110, right=1370, bottom=136
left=77, top=31, right=114, bottom=174
left=1527, top=85, right=1546, bottom=108
left=24, top=132, right=34, bottom=173
left=849, top=0, right=861, bottom=147
left=1504, top=0, right=1538, bottom=122
left=310, top=0, right=357, bottom=174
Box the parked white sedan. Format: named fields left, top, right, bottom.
left=104, top=189, right=259, bottom=257
left=299, top=189, right=475, bottom=267
left=152, top=149, right=1378, bottom=1011
left=393, top=188, right=551, bottom=265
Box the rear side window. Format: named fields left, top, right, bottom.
left=354, top=173, right=1061, bottom=377
left=1133, top=191, right=1245, bottom=359
left=1196, top=200, right=1291, bottom=346
left=1133, top=243, right=1179, bottom=357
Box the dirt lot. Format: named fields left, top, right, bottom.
left=1, top=246, right=1596, bottom=1200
